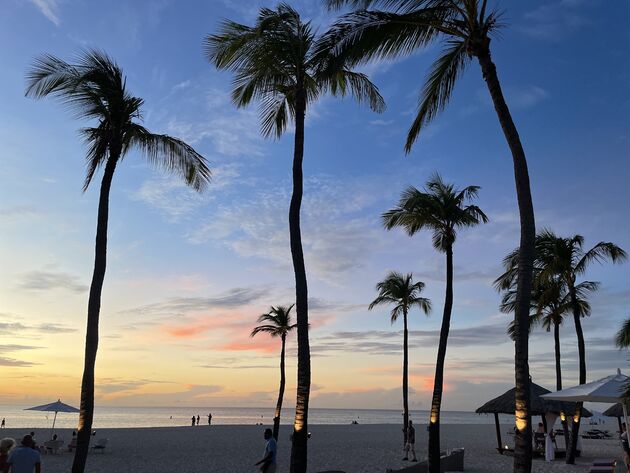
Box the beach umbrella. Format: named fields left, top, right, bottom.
left=541, top=369, right=630, bottom=430
left=25, top=399, right=79, bottom=437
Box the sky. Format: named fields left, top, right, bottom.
left=0, top=0, right=629, bottom=413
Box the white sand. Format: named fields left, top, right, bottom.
left=2, top=424, right=625, bottom=472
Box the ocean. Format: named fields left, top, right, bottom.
left=0, top=405, right=521, bottom=429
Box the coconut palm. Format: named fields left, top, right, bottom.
left=25, top=50, right=210, bottom=473
left=251, top=305, right=297, bottom=441
left=382, top=174, right=487, bottom=465
left=369, top=271, right=431, bottom=446
left=322, top=2, right=536, bottom=470
left=204, top=6, right=384, bottom=472
left=500, top=279, right=575, bottom=442
left=497, top=230, right=626, bottom=463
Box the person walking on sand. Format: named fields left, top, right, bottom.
left=255, top=428, right=277, bottom=473
left=403, top=420, right=417, bottom=462
left=1, top=418, right=4, bottom=428
left=207, top=413, right=212, bottom=425
left=7, top=435, right=40, bottom=473
left=196, top=415, right=200, bottom=426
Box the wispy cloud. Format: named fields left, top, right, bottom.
left=519, top=0, right=591, bottom=40
left=17, top=270, right=88, bottom=293
left=29, top=0, right=61, bottom=26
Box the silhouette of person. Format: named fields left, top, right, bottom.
left=0, top=418, right=4, bottom=428
left=208, top=413, right=212, bottom=425
left=196, top=415, right=200, bottom=425
left=191, top=416, right=196, bottom=426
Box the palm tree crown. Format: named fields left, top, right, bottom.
left=251, top=305, right=298, bottom=338
left=369, top=271, right=432, bottom=321
left=382, top=173, right=488, bottom=252
left=324, top=0, right=502, bottom=152
left=25, top=50, right=211, bottom=190
left=205, top=3, right=384, bottom=138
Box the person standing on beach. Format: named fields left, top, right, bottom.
left=207, top=413, right=212, bottom=426
left=403, top=420, right=417, bottom=462
left=7, top=435, right=40, bottom=473
left=1, top=418, right=4, bottom=428
left=191, top=416, right=196, bottom=427
left=255, top=428, right=277, bottom=473
left=196, top=415, right=200, bottom=426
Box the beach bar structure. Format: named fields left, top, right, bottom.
left=476, top=382, right=591, bottom=454
left=603, top=403, right=624, bottom=432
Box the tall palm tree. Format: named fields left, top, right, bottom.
left=251, top=305, right=297, bottom=441
left=500, top=279, right=575, bottom=442
left=322, top=2, right=536, bottom=470
left=497, top=229, right=626, bottom=463
left=205, top=6, right=384, bottom=472
left=369, top=271, right=431, bottom=446
left=25, top=50, right=211, bottom=473
left=382, top=174, right=487, bottom=467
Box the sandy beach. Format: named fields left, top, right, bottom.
left=2, top=423, right=625, bottom=472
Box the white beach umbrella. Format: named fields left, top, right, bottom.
left=25, top=399, right=79, bottom=438
left=541, top=369, right=630, bottom=428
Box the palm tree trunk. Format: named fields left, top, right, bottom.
left=566, top=288, right=585, bottom=464
left=428, top=245, right=453, bottom=473
left=402, top=307, right=409, bottom=448
left=273, top=334, right=287, bottom=441
left=289, top=88, right=310, bottom=473
left=554, top=321, right=571, bottom=448
left=476, top=45, right=535, bottom=473
left=71, top=155, right=118, bottom=473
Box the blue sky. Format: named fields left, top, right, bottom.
left=0, top=0, right=629, bottom=411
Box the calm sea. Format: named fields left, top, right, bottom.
left=0, top=405, right=520, bottom=429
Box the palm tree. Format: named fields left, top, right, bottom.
left=251, top=305, right=297, bottom=441
left=500, top=279, right=575, bottom=442
left=25, top=50, right=211, bottom=473
left=382, top=174, right=487, bottom=466
left=497, top=229, right=626, bottom=463
left=322, top=2, right=536, bottom=470
left=204, top=6, right=384, bottom=472
left=369, top=271, right=431, bottom=446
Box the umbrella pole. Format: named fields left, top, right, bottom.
left=51, top=411, right=58, bottom=439
left=623, top=402, right=629, bottom=436
left=618, top=416, right=623, bottom=433
left=494, top=413, right=502, bottom=453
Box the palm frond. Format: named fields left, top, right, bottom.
left=616, top=318, right=630, bottom=349
left=575, top=242, right=627, bottom=275
left=405, top=39, right=468, bottom=152
left=128, top=125, right=211, bottom=192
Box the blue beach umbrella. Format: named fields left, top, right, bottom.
left=25, top=399, right=79, bottom=437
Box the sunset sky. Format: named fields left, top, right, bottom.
left=1, top=0, right=629, bottom=412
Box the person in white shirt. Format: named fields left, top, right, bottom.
left=255, top=428, right=277, bottom=473
left=6, top=435, right=40, bottom=473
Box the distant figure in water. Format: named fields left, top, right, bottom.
left=255, top=428, right=277, bottom=473
left=208, top=413, right=212, bottom=425
left=403, top=420, right=417, bottom=462
left=0, top=418, right=4, bottom=428
left=191, top=416, right=196, bottom=427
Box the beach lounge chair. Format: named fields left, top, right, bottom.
left=385, top=448, right=465, bottom=473
left=43, top=440, right=64, bottom=454
left=588, top=459, right=616, bottom=473
left=91, top=438, right=108, bottom=453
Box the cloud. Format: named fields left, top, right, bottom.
left=29, top=0, right=60, bottom=26
left=122, top=286, right=271, bottom=317
left=131, top=164, right=241, bottom=221
left=17, top=270, right=88, bottom=293
left=0, top=357, right=38, bottom=367
left=519, top=0, right=591, bottom=40
left=0, top=316, right=76, bottom=337
left=0, top=205, right=40, bottom=223
left=369, top=119, right=394, bottom=126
